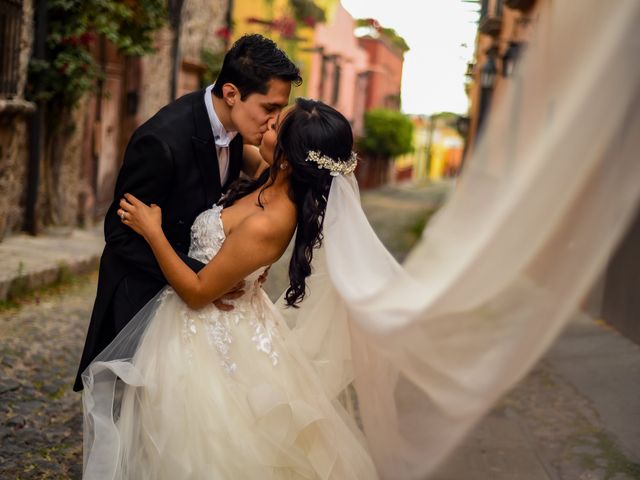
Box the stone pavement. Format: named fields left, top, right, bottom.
left=1, top=180, right=639, bottom=479
left=0, top=278, right=93, bottom=478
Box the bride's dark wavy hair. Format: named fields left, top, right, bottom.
left=221, top=98, right=354, bottom=307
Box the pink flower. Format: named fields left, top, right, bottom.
left=215, top=26, right=231, bottom=41
left=273, top=17, right=296, bottom=38
left=365, top=18, right=381, bottom=30
left=61, top=36, right=80, bottom=47
left=79, top=32, right=96, bottom=46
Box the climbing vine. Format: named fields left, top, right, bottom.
left=27, top=0, right=166, bottom=109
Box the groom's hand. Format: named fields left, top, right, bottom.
left=257, top=266, right=270, bottom=285
left=213, top=280, right=246, bottom=311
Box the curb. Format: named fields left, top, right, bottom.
left=0, top=226, right=104, bottom=302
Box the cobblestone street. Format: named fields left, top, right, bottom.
left=1, top=278, right=95, bottom=479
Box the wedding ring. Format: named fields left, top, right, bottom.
left=120, top=211, right=125, bottom=220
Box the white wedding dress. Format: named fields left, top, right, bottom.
left=82, top=204, right=378, bottom=479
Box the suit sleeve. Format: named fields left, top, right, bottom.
left=105, top=133, right=205, bottom=280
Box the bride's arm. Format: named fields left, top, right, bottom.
left=119, top=194, right=283, bottom=309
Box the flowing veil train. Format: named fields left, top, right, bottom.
left=281, top=0, right=640, bottom=478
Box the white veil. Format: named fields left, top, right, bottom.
left=283, top=0, right=640, bottom=478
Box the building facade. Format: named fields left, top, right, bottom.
left=465, top=0, right=547, bottom=154
left=357, top=35, right=404, bottom=112
left=0, top=0, right=230, bottom=241
left=0, top=0, right=35, bottom=240
left=306, top=2, right=368, bottom=136
left=0, top=0, right=408, bottom=242
left=79, top=0, right=230, bottom=220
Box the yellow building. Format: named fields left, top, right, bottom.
left=428, top=125, right=464, bottom=181
left=394, top=115, right=429, bottom=181
left=394, top=116, right=464, bottom=182
left=231, top=0, right=341, bottom=98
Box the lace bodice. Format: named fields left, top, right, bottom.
left=179, top=205, right=277, bottom=373
left=188, top=205, right=266, bottom=286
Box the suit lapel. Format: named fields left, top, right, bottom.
left=191, top=89, right=221, bottom=207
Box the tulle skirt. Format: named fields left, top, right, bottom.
left=82, top=288, right=377, bottom=479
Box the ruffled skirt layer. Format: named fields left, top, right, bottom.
left=82, top=289, right=377, bottom=479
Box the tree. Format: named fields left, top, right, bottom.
left=28, top=0, right=166, bottom=109
left=355, top=19, right=410, bottom=54
left=357, top=109, right=414, bottom=187
left=358, top=109, right=414, bottom=158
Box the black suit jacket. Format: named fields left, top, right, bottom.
left=74, top=89, right=243, bottom=391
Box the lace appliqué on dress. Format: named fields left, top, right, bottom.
left=250, top=293, right=279, bottom=366
left=188, top=205, right=226, bottom=264
left=176, top=205, right=279, bottom=374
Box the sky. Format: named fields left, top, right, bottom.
left=340, top=0, right=480, bottom=116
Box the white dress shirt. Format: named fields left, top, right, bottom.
left=204, top=84, right=238, bottom=186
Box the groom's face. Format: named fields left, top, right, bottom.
left=230, top=78, right=291, bottom=146
left=259, top=106, right=291, bottom=165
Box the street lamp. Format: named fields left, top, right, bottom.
left=502, top=41, right=522, bottom=77
left=478, top=48, right=497, bottom=134
left=480, top=51, right=497, bottom=89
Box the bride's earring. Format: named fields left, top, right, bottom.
left=280, top=162, right=288, bottom=170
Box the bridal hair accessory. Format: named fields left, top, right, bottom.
left=305, top=150, right=358, bottom=176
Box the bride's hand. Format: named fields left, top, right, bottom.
left=118, top=193, right=162, bottom=241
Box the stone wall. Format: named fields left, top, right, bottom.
left=36, top=100, right=90, bottom=233
left=0, top=117, right=29, bottom=239
left=181, top=0, right=228, bottom=62
left=0, top=0, right=35, bottom=241
left=137, top=27, right=174, bottom=124
left=137, top=0, right=229, bottom=123
left=0, top=0, right=233, bottom=241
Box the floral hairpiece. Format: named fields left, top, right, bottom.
left=305, top=150, right=358, bottom=176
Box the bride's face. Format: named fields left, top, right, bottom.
left=259, top=106, right=291, bottom=166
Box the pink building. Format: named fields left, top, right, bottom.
left=306, top=4, right=369, bottom=136
left=358, top=34, right=404, bottom=111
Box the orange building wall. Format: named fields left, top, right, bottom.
left=466, top=0, right=549, bottom=157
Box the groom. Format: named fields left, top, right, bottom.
left=74, top=34, right=301, bottom=391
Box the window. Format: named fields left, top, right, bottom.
left=0, top=0, right=23, bottom=98
left=331, top=61, right=341, bottom=106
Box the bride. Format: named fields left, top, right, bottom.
left=82, top=98, right=379, bottom=479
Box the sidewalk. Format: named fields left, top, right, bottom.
left=0, top=225, right=104, bottom=302
left=433, top=313, right=640, bottom=480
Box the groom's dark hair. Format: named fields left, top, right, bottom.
left=212, top=34, right=301, bottom=100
